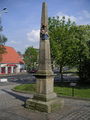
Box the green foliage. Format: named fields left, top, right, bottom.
left=0, top=34, right=7, bottom=45
left=0, top=22, right=7, bottom=45
left=78, top=59, right=90, bottom=83
left=0, top=22, right=7, bottom=61
left=75, top=25, right=90, bottom=82
left=48, top=17, right=77, bottom=67
left=0, top=35, right=7, bottom=61
left=48, top=16, right=90, bottom=82
left=24, top=46, right=38, bottom=71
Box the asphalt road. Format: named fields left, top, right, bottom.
left=0, top=73, right=36, bottom=85
left=0, top=72, right=79, bottom=84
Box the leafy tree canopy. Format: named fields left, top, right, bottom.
left=48, top=16, right=90, bottom=81
left=24, top=46, right=38, bottom=71
left=48, top=16, right=90, bottom=67
left=0, top=26, right=7, bottom=61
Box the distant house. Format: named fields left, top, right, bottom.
left=0, top=46, right=25, bottom=74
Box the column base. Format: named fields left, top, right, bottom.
left=34, top=92, right=57, bottom=101
left=25, top=97, right=64, bottom=113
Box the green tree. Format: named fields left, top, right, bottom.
left=0, top=24, right=7, bottom=61
left=48, top=17, right=90, bottom=82
left=73, top=25, right=90, bottom=78
left=24, top=47, right=38, bottom=72
left=79, top=59, right=90, bottom=83
left=77, top=25, right=90, bottom=83
left=48, top=16, right=77, bottom=81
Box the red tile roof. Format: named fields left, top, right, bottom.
left=0, top=46, right=24, bottom=64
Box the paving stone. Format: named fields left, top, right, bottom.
left=0, top=83, right=90, bottom=120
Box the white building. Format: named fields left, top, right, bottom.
left=0, top=46, right=25, bottom=74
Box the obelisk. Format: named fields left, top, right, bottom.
left=26, top=2, right=64, bottom=113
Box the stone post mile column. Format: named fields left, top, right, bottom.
left=26, top=2, right=64, bottom=113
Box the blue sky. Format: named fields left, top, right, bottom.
left=0, top=0, right=90, bottom=53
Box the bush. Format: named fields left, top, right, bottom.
left=78, top=59, right=90, bottom=83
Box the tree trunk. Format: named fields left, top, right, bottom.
left=60, top=65, right=63, bottom=82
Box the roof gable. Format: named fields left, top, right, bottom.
left=0, top=46, right=24, bottom=64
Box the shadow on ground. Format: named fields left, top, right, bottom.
left=1, top=89, right=29, bottom=103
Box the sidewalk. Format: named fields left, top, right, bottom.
left=0, top=83, right=90, bottom=120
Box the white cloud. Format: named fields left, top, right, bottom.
left=24, top=44, right=39, bottom=49
left=10, top=40, right=17, bottom=44
left=77, top=10, right=90, bottom=25
left=82, top=10, right=90, bottom=18
left=25, top=44, right=30, bottom=48
left=56, top=12, right=77, bottom=22
left=56, top=11, right=90, bottom=25
left=27, top=29, right=40, bottom=42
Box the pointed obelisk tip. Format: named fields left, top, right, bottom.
left=40, top=1, right=48, bottom=40
left=41, top=1, right=48, bottom=26
left=42, top=1, right=47, bottom=10
left=42, top=1, right=46, bottom=5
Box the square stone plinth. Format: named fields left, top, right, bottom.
left=25, top=98, right=64, bottom=113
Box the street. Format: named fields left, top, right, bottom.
left=0, top=73, right=36, bottom=85
left=0, top=72, right=79, bottom=85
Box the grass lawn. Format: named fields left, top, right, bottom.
left=54, top=86, right=90, bottom=99
left=13, top=84, right=90, bottom=99
left=13, top=84, right=36, bottom=94
left=64, top=67, right=78, bottom=73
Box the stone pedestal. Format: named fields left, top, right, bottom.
left=26, top=74, right=64, bottom=113
left=26, top=97, right=64, bottom=113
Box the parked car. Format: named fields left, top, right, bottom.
left=28, top=69, right=37, bottom=73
